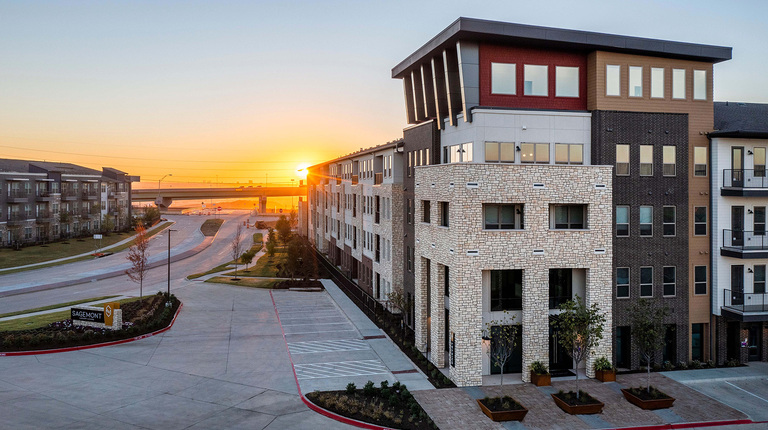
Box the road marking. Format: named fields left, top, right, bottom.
left=283, top=329, right=357, bottom=334
left=294, top=360, right=389, bottom=379
left=725, top=381, right=768, bottom=404
left=281, top=322, right=351, bottom=327
left=288, top=339, right=370, bottom=354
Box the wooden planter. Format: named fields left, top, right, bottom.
left=595, top=369, right=616, bottom=382
left=551, top=394, right=604, bottom=415
left=476, top=399, right=529, bottom=422
left=621, top=388, right=675, bottom=410
left=530, top=372, right=551, bottom=386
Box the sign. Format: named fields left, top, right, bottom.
left=104, top=302, right=120, bottom=326
left=71, top=308, right=104, bottom=323
left=450, top=332, right=455, bottom=367
left=218, top=206, right=222, bottom=211
left=93, top=234, right=103, bottom=240
left=279, top=208, right=283, bottom=213
left=202, top=202, right=206, bottom=209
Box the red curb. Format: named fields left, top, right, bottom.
left=269, top=290, right=394, bottom=430
left=617, top=419, right=757, bottom=429
left=0, top=302, right=183, bottom=357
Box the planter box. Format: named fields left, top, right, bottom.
left=530, top=372, right=551, bottom=386
left=621, top=388, right=675, bottom=410
left=595, top=369, right=616, bottom=382
left=476, top=399, right=528, bottom=422
left=551, top=394, right=604, bottom=415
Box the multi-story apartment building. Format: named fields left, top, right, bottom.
left=0, top=159, right=137, bottom=247
left=710, top=102, right=768, bottom=364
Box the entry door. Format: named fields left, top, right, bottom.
left=731, top=265, right=744, bottom=306
left=732, top=147, right=744, bottom=187
left=549, top=321, right=572, bottom=371
left=732, top=206, right=745, bottom=247
left=748, top=325, right=761, bottom=361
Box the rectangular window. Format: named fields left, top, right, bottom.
left=491, top=63, right=516, bottom=95
left=555, top=66, right=579, bottom=97
left=406, top=246, right=412, bottom=272
left=439, top=201, right=449, bottom=227
left=606, top=65, right=620, bottom=96
left=617, top=267, right=630, bottom=298
left=755, top=147, right=766, bottom=177
left=691, top=324, right=703, bottom=361
left=663, top=146, right=676, bottom=176
left=651, top=67, right=664, bottom=98
left=484, top=204, right=523, bottom=230
left=663, top=266, right=676, bottom=296
left=490, top=270, right=523, bottom=311
left=461, top=143, right=472, bottom=162
left=640, top=206, right=653, bottom=236
left=524, top=65, right=548, bottom=96
left=444, top=266, right=450, bottom=296
left=551, top=204, right=586, bottom=229
left=663, top=206, right=676, bottom=236
left=640, top=145, right=653, bottom=176
left=407, top=199, right=412, bottom=224
left=640, top=267, right=653, bottom=297
left=673, top=69, right=686, bottom=99
left=408, top=151, right=412, bottom=176
left=694, top=206, right=707, bottom=236
left=616, top=144, right=630, bottom=175
left=485, top=142, right=515, bottom=163
left=521, top=143, right=549, bottom=164
left=616, top=206, right=629, bottom=236
left=694, top=266, right=707, bottom=295
left=694, top=147, right=707, bottom=176
left=422, top=200, right=431, bottom=223
left=693, top=70, right=706, bottom=100
left=629, top=66, right=643, bottom=97
left=555, top=143, right=583, bottom=165
left=755, top=206, right=765, bottom=235
left=448, top=143, right=473, bottom=163
left=755, top=265, right=766, bottom=294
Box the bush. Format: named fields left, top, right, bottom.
left=690, top=360, right=703, bottom=369
left=676, top=361, right=689, bottom=370
left=346, top=382, right=356, bottom=394
left=594, top=356, right=614, bottom=371
left=726, top=358, right=741, bottom=367
left=530, top=360, right=549, bottom=375
left=363, top=380, right=376, bottom=397
left=707, top=359, right=716, bottom=368
left=662, top=360, right=674, bottom=371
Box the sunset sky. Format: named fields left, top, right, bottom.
left=2, top=0, right=767, bottom=188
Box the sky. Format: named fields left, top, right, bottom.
left=1, top=0, right=767, bottom=188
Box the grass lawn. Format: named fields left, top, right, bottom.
left=0, top=296, right=144, bottom=332
left=204, top=277, right=279, bottom=289
left=201, top=219, right=224, bottom=236
left=226, top=249, right=286, bottom=277
left=188, top=233, right=268, bottom=279
left=0, top=296, right=119, bottom=319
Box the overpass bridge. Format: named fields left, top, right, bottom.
left=132, top=186, right=307, bottom=211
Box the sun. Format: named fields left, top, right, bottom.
left=296, top=163, right=310, bottom=180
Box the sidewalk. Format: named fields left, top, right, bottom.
left=0, top=296, right=132, bottom=322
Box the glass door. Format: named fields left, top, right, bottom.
left=731, top=265, right=744, bottom=306
left=732, top=206, right=744, bottom=247
left=732, top=147, right=744, bottom=187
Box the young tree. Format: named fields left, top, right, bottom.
left=102, top=213, right=115, bottom=234
left=266, top=227, right=276, bottom=257
left=282, top=236, right=318, bottom=281
left=551, top=295, right=606, bottom=399
left=125, top=224, right=150, bottom=299
left=289, top=209, right=298, bottom=229
left=275, top=215, right=292, bottom=245
left=240, top=249, right=255, bottom=272
left=483, top=311, right=519, bottom=386
left=386, top=288, right=411, bottom=341
left=230, top=223, right=244, bottom=277
left=630, top=299, right=670, bottom=393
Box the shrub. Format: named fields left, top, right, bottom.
left=388, top=393, right=399, bottom=406
left=345, top=382, right=356, bottom=394
left=363, top=380, right=376, bottom=397
left=690, top=360, right=703, bottom=369
left=594, top=356, right=614, bottom=371
left=662, top=360, right=674, bottom=371
left=676, top=361, right=689, bottom=370
left=707, top=359, right=716, bottom=368
left=726, top=358, right=741, bottom=367
left=530, top=360, right=549, bottom=375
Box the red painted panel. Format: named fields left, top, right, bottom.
left=479, top=43, right=588, bottom=110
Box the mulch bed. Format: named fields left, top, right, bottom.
left=625, top=386, right=673, bottom=400
left=272, top=280, right=324, bottom=290
left=553, top=390, right=601, bottom=406
left=479, top=395, right=525, bottom=412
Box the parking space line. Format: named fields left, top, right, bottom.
left=725, top=381, right=768, bottom=404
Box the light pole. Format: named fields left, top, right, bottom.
left=166, top=228, right=177, bottom=307
left=158, top=173, right=172, bottom=198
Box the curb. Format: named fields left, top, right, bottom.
left=617, top=419, right=758, bottom=429
left=0, top=302, right=183, bottom=357
left=269, top=290, right=394, bottom=430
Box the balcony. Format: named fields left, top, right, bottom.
left=351, top=175, right=358, bottom=185
left=35, top=190, right=54, bottom=201
left=8, top=212, right=31, bottom=225
left=722, top=289, right=768, bottom=322
left=7, top=189, right=30, bottom=203
left=335, top=177, right=341, bottom=185
left=82, top=191, right=100, bottom=200
left=374, top=172, right=383, bottom=185
left=721, top=230, right=768, bottom=258
left=722, top=169, right=768, bottom=196
left=61, top=190, right=78, bottom=200
left=36, top=210, right=54, bottom=223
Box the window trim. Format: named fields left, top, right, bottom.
left=672, top=68, right=686, bottom=100
left=491, top=62, right=517, bottom=95
left=663, top=266, right=676, bottom=297
left=555, top=66, right=579, bottom=98
left=422, top=200, right=431, bottom=224
left=663, top=206, right=676, bottom=237
left=694, top=147, right=708, bottom=177
left=754, top=264, right=766, bottom=294
left=651, top=67, right=665, bottom=99
left=693, top=69, right=707, bottom=101
left=663, top=146, right=676, bottom=177
left=694, top=206, right=707, bottom=236
left=606, top=64, right=621, bottom=96
left=629, top=66, right=643, bottom=98
left=521, top=142, right=549, bottom=164
left=640, top=206, right=653, bottom=237
left=483, top=203, right=524, bottom=230
left=640, top=145, right=654, bottom=176
left=485, top=141, right=516, bottom=163
left=616, top=144, right=630, bottom=176
left=550, top=204, right=587, bottom=230
left=439, top=201, right=449, bottom=227
left=616, top=267, right=630, bottom=299
left=616, top=205, right=630, bottom=237
left=555, top=143, right=584, bottom=165
left=694, top=265, right=707, bottom=296
left=523, top=64, right=548, bottom=97
left=640, top=266, right=654, bottom=298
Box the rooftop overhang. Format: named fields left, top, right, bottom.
left=722, top=307, right=768, bottom=322
left=709, top=130, right=768, bottom=139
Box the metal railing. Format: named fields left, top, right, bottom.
left=723, top=169, right=768, bottom=188
left=722, top=229, right=768, bottom=250
left=7, top=189, right=30, bottom=199
left=374, top=172, right=383, bottom=185
left=724, top=289, right=768, bottom=312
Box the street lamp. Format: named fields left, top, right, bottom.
left=166, top=228, right=177, bottom=307
left=158, top=173, right=172, bottom=198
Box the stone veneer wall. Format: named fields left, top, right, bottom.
left=414, top=163, right=613, bottom=386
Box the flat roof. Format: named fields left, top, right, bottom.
left=392, top=17, right=732, bottom=78
left=309, top=140, right=402, bottom=170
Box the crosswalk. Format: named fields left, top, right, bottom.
left=294, top=360, right=390, bottom=380
left=288, top=339, right=370, bottom=355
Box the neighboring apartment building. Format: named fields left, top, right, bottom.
left=0, top=159, right=137, bottom=247
left=710, top=102, right=768, bottom=364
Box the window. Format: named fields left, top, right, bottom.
left=617, top=267, right=630, bottom=298
left=555, top=143, right=583, bottom=165
left=422, top=200, right=431, bottom=223
left=484, top=204, right=523, bottom=230
left=616, top=144, right=630, bottom=175
left=694, top=147, right=707, bottom=176
left=755, top=147, right=766, bottom=177
left=408, top=151, right=412, bottom=176
left=755, top=265, right=766, bottom=294
left=485, top=142, right=515, bottom=163
left=555, top=66, right=579, bottom=97
left=616, top=206, right=629, bottom=236
left=693, top=70, right=706, bottom=100
left=651, top=67, right=664, bottom=98
left=448, top=143, right=473, bottom=163
left=694, top=207, right=707, bottom=236
left=439, top=201, right=449, bottom=227
left=521, top=143, right=549, bottom=164
left=407, top=199, right=412, bottom=224
left=549, top=269, right=573, bottom=309
left=673, top=69, right=686, bottom=99
left=663, top=206, right=676, bottom=236
left=691, top=323, right=703, bottom=362
left=629, top=66, right=643, bottom=97
left=490, top=270, right=523, bottom=311
left=491, top=63, right=516, bottom=95
left=663, top=266, right=676, bottom=296
left=524, top=65, right=548, bottom=96
left=640, top=206, right=653, bottom=236
left=755, top=207, right=765, bottom=235
left=406, top=246, right=412, bottom=272
left=694, top=266, right=707, bottom=295
left=606, top=65, right=620, bottom=96
left=663, top=146, right=676, bottom=176
left=640, top=267, right=653, bottom=297
left=640, top=145, right=653, bottom=176
left=551, top=204, right=586, bottom=229
left=444, top=266, right=450, bottom=296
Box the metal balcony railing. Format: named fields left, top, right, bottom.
left=723, top=229, right=768, bottom=250
left=724, top=289, right=768, bottom=313
left=723, top=169, right=768, bottom=188
left=7, top=189, right=30, bottom=199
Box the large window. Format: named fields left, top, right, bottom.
left=606, top=65, right=620, bottom=96
left=663, top=146, right=676, bottom=176
left=755, top=206, right=766, bottom=235
left=755, top=265, right=766, bottom=294
left=616, top=144, right=630, bottom=175
left=694, top=147, right=707, bottom=176
left=484, top=204, right=523, bottom=230
left=422, top=200, right=431, bottom=224
left=673, top=69, right=686, bottom=99
left=617, top=267, right=630, bottom=298
left=693, top=70, right=706, bottom=100
left=755, top=147, right=766, bottom=177
left=521, top=143, right=549, bottom=164
left=485, top=142, right=515, bottom=163
left=663, top=206, right=676, bottom=236
left=640, top=206, right=653, bottom=236
left=549, top=269, right=573, bottom=309
left=694, top=265, right=707, bottom=295
left=640, top=267, right=653, bottom=297
left=663, top=266, right=676, bottom=296
left=490, top=270, right=522, bottom=311
left=552, top=204, right=586, bottom=229
left=640, top=145, right=653, bottom=176
left=446, top=143, right=473, bottom=163
left=439, top=201, right=449, bottom=227
left=651, top=67, right=664, bottom=98
left=524, top=65, right=548, bottom=96
left=491, top=63, right=516, bottom=95
left=555, top=143, right=583, bottom=165
left=629, top=66, right=643, bottom=97
left=555, top=66, right=579, bottom=97
left=616, top=206, right=629, bottom=236
left=694, top=206, right=707, bottom=236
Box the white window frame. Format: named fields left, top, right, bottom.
left=491, top=62, right=517, bottom=95
left=640, top=266, right=653, bottom=298
left=651, top=67, right=664, bottom=99
left=606, top=64, right=621, bottom=96
left=629, top=66, right=643, bottom=97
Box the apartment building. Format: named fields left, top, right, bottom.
left=0, top=159, right=137, bottom=247
left=710, top=102, right=768, bottom=364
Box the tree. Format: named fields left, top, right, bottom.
left=102, top=213, right=115, bottom=234
left=230, top=223, right=244, bottom=277
left=386, top=287, right=411, bottom=340
left=275, top=215, right=292, bottom=245
left=483, top=311, right=519, bottom=386
left=551, top=295, right=606, bottom=399
left=240, top=249, right=255, bottom=272
left=289, top=209, right=298, bottom=229
left=125, top=224, right=150, bottom=299
left=281, top=236, right=318, bottom=281
left=266, top=228, right=276, bottom=257
left=631, top=299, right=670, bottom=393
left=143, top=206, right=161, bottom=227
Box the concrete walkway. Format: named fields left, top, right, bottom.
left=0, top=295, right=132, bottom=322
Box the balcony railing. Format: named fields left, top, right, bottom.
left=374, top=172, right=383, bottom=185
left=724, top=289, right=768, bottom=313
left=722, top=229, right=768, bottom=251
left=723, top=169, right=768, bottom=188
left=8, top=212, right=32, bottom=223
left=7, top=189, right=30, bottom=200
